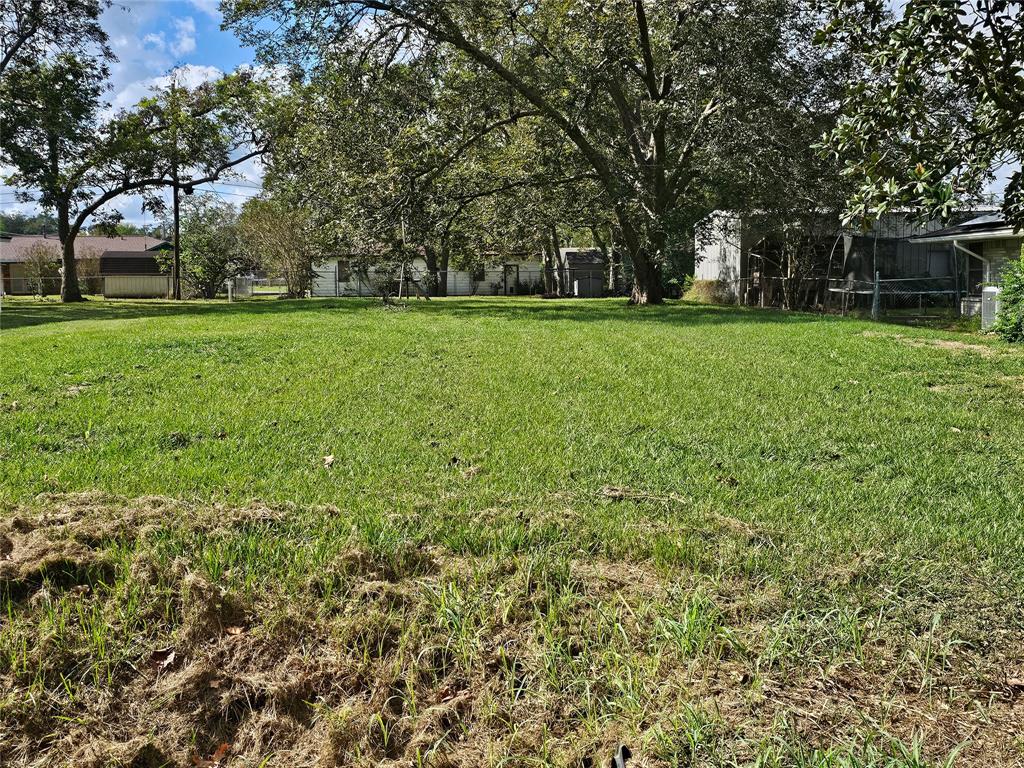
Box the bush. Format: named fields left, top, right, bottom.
left=682, top=278, right=734, bottom=305
left=993, top=249, right=1024, bottom=342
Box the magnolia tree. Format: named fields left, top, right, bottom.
left=226, top=0, right=837, bottom=304
left=820, top=0, right=1024, bottom=225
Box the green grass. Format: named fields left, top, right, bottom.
left=1, top=296, right=1022, bottom=767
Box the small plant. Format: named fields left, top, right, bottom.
left=993, top=248, right=1024, bottom=342
left=682, top=278, right=733, bottom=304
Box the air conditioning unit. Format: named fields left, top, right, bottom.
left=981, top=286, right=1002, bottom=331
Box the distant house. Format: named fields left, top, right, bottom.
left=313, top=249, right=607, bottom=298
left=312, top=256, right=547, bottom=298
left=0, top=234, right=169, bottom=297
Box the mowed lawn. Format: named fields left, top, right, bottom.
left=1, top=297, right=1023, bottom=767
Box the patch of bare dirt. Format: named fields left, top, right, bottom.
left=861, top=330, right=999, bottom=356
left=1, top=494, right=1022, bottom=767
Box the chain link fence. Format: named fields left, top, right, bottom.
left=1, top=276, right=73, bottom=296
left=826, top=276, right=959, bottom=319
left=706, top=274, right=964, bottom=322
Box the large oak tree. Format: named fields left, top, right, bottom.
left=226, top=0, right=832, bottom=304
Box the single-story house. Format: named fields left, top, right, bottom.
left=313, top=249, right=607, bottom=299
left=313, top=256, right=564, bottom=298
left=909, top=213, right=1023, bottom=318
left=694, top=209, right=995, bottom=308
left=0, top=234, right=169, bottom=296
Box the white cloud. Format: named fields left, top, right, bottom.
left=187, top=0, right=222, bottom=18
left=109, top=64, right=224, bottom=113
left=142, top=32, right=166, bottom=52
left=170, top=17, right=197, bottom=57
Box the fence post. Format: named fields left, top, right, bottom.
left=871, top=271, right=880, bottom=321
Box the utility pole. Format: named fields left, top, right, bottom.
left=172, top=175, right=181, bottom=300
left=170, top=77, right=182, bottom=300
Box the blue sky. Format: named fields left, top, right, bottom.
left=0, top=0, right=265, bottom=225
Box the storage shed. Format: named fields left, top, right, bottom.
left=100, top=250, right=171, bottom=298
left=560, top=249, right=606, bottom=297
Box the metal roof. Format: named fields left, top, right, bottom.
left=99, top=252, right=165, bottom=276
left=560, top=248, right=605, bottom=266
left=909, top=214, right=1020, bottom=244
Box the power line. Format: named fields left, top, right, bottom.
left=191, top=185, right=263, bottom=199
left=208, top=180, right=265, bottom=189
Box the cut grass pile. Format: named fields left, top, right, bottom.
left=1, top=297, right=1023, bottom=767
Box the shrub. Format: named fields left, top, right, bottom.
left=683, top=278, right=734, bottom=305
left=993, top=248, right=1024, bottom=342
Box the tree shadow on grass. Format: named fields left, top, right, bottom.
left=417, top=297, right=834, bottom=327
left=0, top=295, right=834, bottom=332
left=0, top=297, right=370, bottom=331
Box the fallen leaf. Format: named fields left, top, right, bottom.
left=462, top=465, right=481, bottom=479
left=192, top=742, right=231, bottom=767
left=950, top=427, right=963, bottom=433
left=323, top=454, right=334, bottom=468
left=225, top=625, right=245, bottom=636
left=149, top=648, right=176, bottom=673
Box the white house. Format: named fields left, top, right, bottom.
left=311, top=256, right=546, bottom=297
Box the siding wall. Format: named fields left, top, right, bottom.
left=985, top=239, right=1023, bottom=284
left=695, top=212, right=743, bottom=283
left=103, top=275, right=171, bottom=298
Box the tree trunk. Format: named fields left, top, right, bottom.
left=57, top=204, right=83, bottom=303
left=618, top=218, right=663, bottom=305
left=541, top=237, right=555, bottom=294
left=423, top=245, right=440, bottom=297
left=628, top=255, right=663, bottom=305
left=550, top=224, right=568, bottom=295
left=438, top=246, right=449, bottom=297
